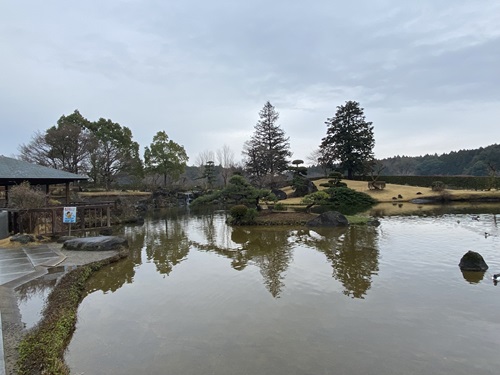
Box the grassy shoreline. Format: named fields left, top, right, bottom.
left=16, top=251, right=128, bottom=375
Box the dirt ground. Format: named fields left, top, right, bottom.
left=255, top=210, right=317, bottom=225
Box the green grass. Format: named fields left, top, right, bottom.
left=345, top=215, right=371, bottom=225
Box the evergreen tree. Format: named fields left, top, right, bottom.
left=202, top=160, right=217, bottom=189
left=319, top=101, right=375, bottom=179
left=86, top=118, right=142, bottom=190
left=243, top=101, right=292, bottom=187
left=144, top=131, right=189, bottom=187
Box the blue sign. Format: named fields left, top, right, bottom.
left=63, top=207, right=77, bottom=223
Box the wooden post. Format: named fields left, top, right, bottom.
left=4, top=185, right=9, bottom=207
left=45, top=184, right=50, bottom=206
left=65, top=182, right=70, bottom=204
left=81, top=208, right=86, bottom=231
left=107, top=206, right=111, bottom=227
left=51, top=208, right=56, bottom=236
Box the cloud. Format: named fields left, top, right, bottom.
left=0, top=0, right=499, bottom=165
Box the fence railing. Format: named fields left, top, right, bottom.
left=7, top=203, right=114, bottom=236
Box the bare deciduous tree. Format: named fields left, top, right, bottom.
left=216, top=144, right=235, bottom=186
left=195, top=150, right=215, bottom=167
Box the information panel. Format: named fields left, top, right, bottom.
left=63, top=207, right=77, bottom=223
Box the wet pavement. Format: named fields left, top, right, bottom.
left=0, top=243, right=121, bottom=374
left=0, top=245, right=65, bottom=286
left=0, top=244, right=65, bottom=375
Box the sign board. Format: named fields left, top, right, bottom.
left=63, top=207, right=77, bottom=223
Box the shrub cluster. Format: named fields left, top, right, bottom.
left=302, top=187, right=376, bottom=215
left=431, top=181, right=446, bottom=191
left=228, top=204, right=258, bottom=225
left=8, top=181, right=46, bottom=209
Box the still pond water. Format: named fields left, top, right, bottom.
left=45, top=205, right=500, bottom=373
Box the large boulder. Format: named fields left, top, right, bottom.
left=306, top=211, right=349, bottom=227
left=271, top=189, right=288, bottom=201
left=10, top=234, right=35, bottom=244
left=63, top=236, right=128, bottom=251
left=458, top=251, right=488, bottom=271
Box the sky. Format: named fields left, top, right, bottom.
left=1, top=1, right=499, bottom=165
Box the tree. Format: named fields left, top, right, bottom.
left=195, top=150, right=215, bottom=167
left=289, top=159, right=311, bottom=197
left=319, top=101, right=375, bottom=179
left=243, top=101, right=292, bottom=187
left=18, top=131, right=56, bottom=168
left=191, top=174, right=276, bottom=209
left=86, top=118, right=142, bottom=190
left=202, top=160, right=217, bottom=189
left=144, top=131, right=189, bottom=187
left=216, top=144, right=235, bottom=186
left=19, top=110, right=93, bottom=174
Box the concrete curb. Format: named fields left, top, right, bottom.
left=0, top=311, right=4, bottom=375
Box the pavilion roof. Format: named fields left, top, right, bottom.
left=0, top=155, right=87, bottom=186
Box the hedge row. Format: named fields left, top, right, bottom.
left=352, top=175, right=500, bottom=191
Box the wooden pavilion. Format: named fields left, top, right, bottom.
left=0, top=155, right=88, bottom=207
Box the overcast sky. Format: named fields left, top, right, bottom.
left=1, top=1, right=499, bottom=165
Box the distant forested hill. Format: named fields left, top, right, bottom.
left=379, top=144, right=500, bottom=176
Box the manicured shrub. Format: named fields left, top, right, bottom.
left=431, top=181, right=446, bottom=191
left=230, top=205, right=248, bottom=222
left=228, top=205, right=257, bottom=225
left=273, top=203, right=287, bottom=211
left=303, top=187, right=376, bottom=215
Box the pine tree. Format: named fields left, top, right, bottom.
left=319, top=101, right=375, bottom=179
left=243, top=101, right=292, bottom=187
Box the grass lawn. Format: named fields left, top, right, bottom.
left=282, top=179, right=500, bottom=205
left=79, top=190, right=151, bottom=197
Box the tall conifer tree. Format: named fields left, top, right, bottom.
left=243, top=101, right=292, bottom=187
left=319, top=101, right=374, bottom=179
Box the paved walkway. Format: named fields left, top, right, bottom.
left=0, top=245, right=66, bottom=286
left=0, top=244, right=66, bottom=375
left=0, top=243, right=121, bottom=374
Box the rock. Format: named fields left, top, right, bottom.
left=461, top=271, right=485, bottom=284
left=271, top=189, right=288, bottom=200
left=367, top=218, right=381, bottom=227
left=56, top=235, right=77, bottom=243
left=63, top=236, right=128, bottom=251
left=10, top=234, right=35, bottom=244
left=304, top=180, right=318, bottom=195
left=458, top=250, right=488, bottom=271
left=306, top=211, right=349, bottom=227
left=135, top=200, right=149, bottom=212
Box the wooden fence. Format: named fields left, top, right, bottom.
left=7, top=203, right=114, bottom=236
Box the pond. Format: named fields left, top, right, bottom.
left=64, top=206, right=500, bottom=375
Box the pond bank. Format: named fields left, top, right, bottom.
left=0, top=242, right=126, bottom=375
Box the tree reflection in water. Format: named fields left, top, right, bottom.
left=84, top=226, right=144, bottom=295
left=143, top=217, right=190, bottom=276
left=192, top=224, right=293, bottom=298
left=302, top=225, right=380, bottom=298
left=110, top=210, right=380, bottom=299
